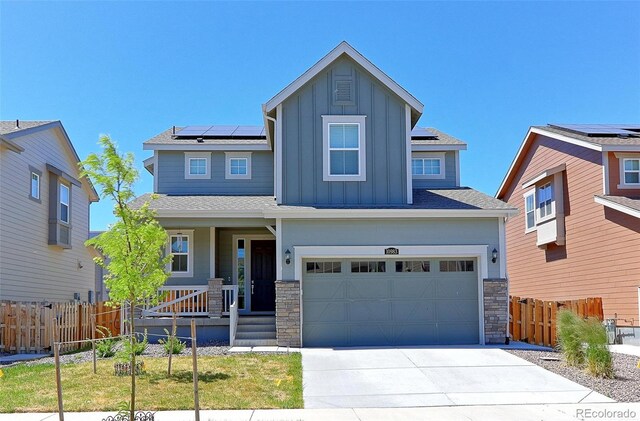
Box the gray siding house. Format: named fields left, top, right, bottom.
left=135, top=42, right=516, bottom=347
left=0, top=121, right=99, bottom=303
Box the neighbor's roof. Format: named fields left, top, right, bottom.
left=497, top=124, right=640, bottom=199
left=0, top=120, right=55, bottom=135
left=594, top=195, right=640, bottom=219
left=130, top=188, right=515, bottom=218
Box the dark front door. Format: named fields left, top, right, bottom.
left=250, top=240, right=276, bottom=312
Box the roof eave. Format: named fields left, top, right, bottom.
left=594, top=196, right=640, bottom=219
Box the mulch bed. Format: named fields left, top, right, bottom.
left=507, top=349, right=640, bottom=402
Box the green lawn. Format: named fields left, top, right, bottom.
left=0, top=353, right=303, bottom=412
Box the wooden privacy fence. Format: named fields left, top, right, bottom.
left=509, top=296, right=604, bottom=348
left=0, top=301, right=121, bottom=354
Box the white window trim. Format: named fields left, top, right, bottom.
left=184, top=152, right=211, bottom=180
left=523, top=189, right=536, bottom=233
left=31, top=172, right=40, bottom=200
left=412, top=152, right=446, bottom=179
left=322, top=115, right=367, bottom=182
left=536, top=182, right=556, bottom=223
left=59, top=183, right=70, bottom=224
left=618, top=155, right=640, bottom=189
left=225, top=152, right=252, bottom=180
left=167, top=230, right=194, bottom=277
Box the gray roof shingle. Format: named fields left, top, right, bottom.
left=0, top=120, right=55, bottom=135
left=535, top=125, right=640, bottom=147
left=595, top=195, right=640, bottom=215
left=411, top=128, right=467, bottom=146
left=131, top=188, right=514, bottom=213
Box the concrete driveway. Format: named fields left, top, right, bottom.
left=301, top=347, right=614, bottom=409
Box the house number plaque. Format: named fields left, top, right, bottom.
left=384, top=247, right=399, bottom=255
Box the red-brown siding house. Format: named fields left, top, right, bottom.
left=497, top=124, right=640, bottom=326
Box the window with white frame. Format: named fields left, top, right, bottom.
left=168, top=231, right=193, bottom=277
left=322, top=115, right=366, bottom=181
left=537, top=182, right=554, bottom=220
left=412, top=153, right=445, bottom=179
left=225, top=152, right=252, bottom=179
left=30, top=172, right=40, bottom=200
left=59, top=183, right=70, bottom=224
left=623, top=158, right=640, bottom=185
left=524, top=190, right=535, bottom=231
left=184, top=152, right=211, bottom=179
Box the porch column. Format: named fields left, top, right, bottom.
left=483, top=278, right=508, bottom=344
left=275, top=280, right=301, bottom=347
left=208, top=278, right=223, bottom=318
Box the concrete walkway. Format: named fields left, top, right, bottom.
left=2, top=403, right=638, bottom=421
left=301, top=347, right=613, bottom=409
left=610, top=344, right=640, bottom=357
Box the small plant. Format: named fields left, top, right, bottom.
left=583, top=317, right=614, bottom=378
left=117, top=330, right=148, bottom=361
left=96, top=326, right=117, bottom=358
left=158, top=328, right=185, bottom=355
left=556, top=310, right=584, bottom=366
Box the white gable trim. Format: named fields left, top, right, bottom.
left=594, top=196, right=640, bottom=219
left=264, top=41, right=424, bottom=114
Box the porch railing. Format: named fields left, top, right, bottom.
left=229, top=300, right=238, bottom=347
left=142, top=286, right=209, bottom=317
left=222, top=285, right=238, bottom=316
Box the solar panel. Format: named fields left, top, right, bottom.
left=175, top=125, right=267, bottom=138
left=174, top=126, right=212, bottom=136
left=411, top=127, right=438, bottom=138
left=204, top=125, right=238, bottom=136
left=549, top=124, right=640, bottom=137
left=232, top=126, right=264, bottom=137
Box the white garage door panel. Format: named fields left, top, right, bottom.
left=302, top=258, right=480, bottom=347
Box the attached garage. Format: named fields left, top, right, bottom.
left=302, top=258, right=480, bottom=347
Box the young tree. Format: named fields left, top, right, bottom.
left=82, top=135, right=170, bottom=420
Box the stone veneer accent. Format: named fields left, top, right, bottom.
left=483, top=278, right=508, bottom=344
left=208, top=278, right=223, bottom=318
left=275, top=280, right=301, bottom=347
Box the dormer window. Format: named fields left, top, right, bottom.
left=184, top=152, right=211, bottom=179
left=412, top=152, right=445, bottom=179
left=322, top=115, right=366, bottom=182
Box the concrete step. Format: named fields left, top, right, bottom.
left=237, top=323, right=276, bottom=333
left=234, top=339, right=278, bottom=347
left=235, top=331, right=277, bottom=340
left=238, top=316, right=276, bottom=325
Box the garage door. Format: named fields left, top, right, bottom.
left=302, top=258, right=479, bottom=347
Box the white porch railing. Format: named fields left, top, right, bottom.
left=142, top=286, right=209, bottom=317
left=222, top=285, right=238, bottom=316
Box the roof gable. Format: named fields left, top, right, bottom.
left=263, top=41, right=424, bottom=121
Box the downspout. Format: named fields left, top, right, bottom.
left=264, top=109, right=278, bottom=204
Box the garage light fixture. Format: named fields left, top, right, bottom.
left=284, top=249, right=292, bottom=265
left=491, top=248, right=498, bottom=263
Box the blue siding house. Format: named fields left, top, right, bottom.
left=134, top=42, right=516, bottom=347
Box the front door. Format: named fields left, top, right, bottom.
left=250, top=240, right=276, bottom=312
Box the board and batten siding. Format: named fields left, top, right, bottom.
left=280, top=218, right=501, bottom=280
left=0, top=128, right=95, bottom=302
left=280, top=56, right=408, bottom=206
left=156, top=151, right=274, bottom=195
left=502, top=134, right=640, bottom=324
left=412, top=151, right=458, bottom=189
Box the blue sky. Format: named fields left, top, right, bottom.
left=2, top=1, right=639, bottom=230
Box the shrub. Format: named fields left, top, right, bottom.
left=95, top=326, right=117, bottom=358
left=158, top=328, right=186, bottom=355
left=583, top=318, right=614, bottom=378
left=556, top=310, right=584, bottom=366
left=117, top=330, right=148, bottom=361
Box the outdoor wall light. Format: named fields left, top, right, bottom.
left=491, top=248, right=498, bottom=263
left=284, top=249, right=292, bottom=265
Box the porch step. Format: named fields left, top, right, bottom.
left=237, top=323, right=277, bottom=333
left=235, top=331, right=276, bottom=340
left=234, top=339, right=278, bottom=347
left=238, top=316, right=275, bottom=325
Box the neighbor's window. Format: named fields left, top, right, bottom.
left=537, top=182, right=554, bottom=219
left=225, top=152, right=252, bottom=179
left=524, top=190, right=535, bottom=231
left=439, top=260, right=474, bottom=272
left=351, top=261, right=386, bottom=273
left=322, top=115, right=366, bottom=181
left=189, top=158, right=207, bottom=176
left=168, top=232, right=193, bottom=276
left=623, top=158, right=640, bottom=185
left=395, top=261, right=430, bottom=272
left=31, top=172, right=40, bottom=200
left=59, top=183, right=70, bottom=224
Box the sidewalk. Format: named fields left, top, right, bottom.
left=2, top=403, right=639, bottom=421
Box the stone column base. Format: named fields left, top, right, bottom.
left=483, top=278, right=508, bottom=344
left=208, top=278, right=223, bottom=318
left=275, top=280, right=301, bottom=347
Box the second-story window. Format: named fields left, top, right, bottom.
left=412, top=153, right=445, bottom=179
left=322, top=115, right=367, bottom=182
left=537, top=182, right=554, bottom=220
left=184, top=152, right=211, bottom=179
left=225, top=152, right=252, bottom=179
left=189, top=158, right=207, bottom=176
left=623, top=158, right=640, bottom=185
left=60, top=183, right=70, bottom=224
left=30, top=172, right=40, bottom=200
left=524, top=190, right=535, bottom=231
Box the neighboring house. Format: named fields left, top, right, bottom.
left=497, top=124, right=640, bottom=326
left=0, top=120, right=99, bottom=303
left=134, top=42, right=516, bottom=347
left=89, top=230, right=108, bottom=302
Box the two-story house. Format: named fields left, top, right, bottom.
left=0, top=120, right=100, bottom=303
left=134, top=42, right=516, bottom=347
left=497, top=124, right=640, bottom=327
